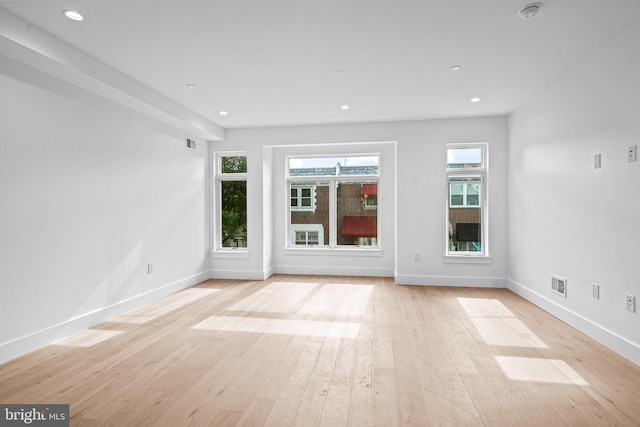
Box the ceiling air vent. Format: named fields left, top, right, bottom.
left=551, top=274, right=567, bottom=298
left=185, top=138, right=196, bottom=151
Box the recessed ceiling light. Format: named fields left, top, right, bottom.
left=330, top=70, right=344, bottom=77
left=63, top=10, right=84, bottom=21
left=470, top=97, right=481, bottom=103
left=340, top=105, right=350, bottom=111
left=450, top=65, right=462, bottom=71
left=219, top=111, right=229, bottom=116
left=186, top=83, right=197, bottom=89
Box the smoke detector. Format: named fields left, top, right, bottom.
left=519, top=3, right=542, bottom=19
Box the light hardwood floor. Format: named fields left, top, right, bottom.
left=1, top=275, right=639, bottom=426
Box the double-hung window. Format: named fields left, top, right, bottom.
left=287, top=155, right=379, bottom=248
left=446, top=143, right=488, bottom=256
left=214, top=152, right=247, bottom=250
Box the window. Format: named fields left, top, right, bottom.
left=362, top=183, right=377, bottom=209
left=290, top=224, right=324, bottom=246
left=291, top=185, right=316, bottom=211
left=446, top=144, right=487, bottom=256
left=287, top=155, right=379, bottom=248
left=450, top=180, right=481, bottom=207
left=215, top=153, right=247, bottom=249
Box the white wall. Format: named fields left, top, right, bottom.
left=508, top=20, right=640, bottom=365
left=0, top=70, right=209, bottom=363
left=210, top=116, right=508, bottom=286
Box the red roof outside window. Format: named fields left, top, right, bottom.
left=361, top=183, right=377, bottom=197
left=341, top=216, right=377, bottom=237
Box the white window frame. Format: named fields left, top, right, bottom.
left=290, top=185, right=316, bottom=211
left=286, top=154, right=380, bottom=250
left=290, top=224, right=324, bottom=246
left=363, top=195, right=378, bottom=210
left=446, top=143, right=489, bottom=259
left=449, top=181, right=481, bottom=208
left=213, top=151, right=248, bottom=253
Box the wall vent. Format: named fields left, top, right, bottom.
left=551, top=274, right=567, bottom=298
left=186, top=138, right=196, bottom=150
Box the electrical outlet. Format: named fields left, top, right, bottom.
left=413, top=253, right=420, bottom=262
left=629, top=145, right=637, bottom=163
left=626, top=294, right=636, bottom=312
left=592, top=283, right=600, bottom=299
left=148, top=263, right=153, bottom=274
left=594, top=153, right=601, bottom=169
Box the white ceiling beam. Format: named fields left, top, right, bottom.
left=0, top=7, right=224, bottom=141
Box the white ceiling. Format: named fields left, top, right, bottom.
left=2, top=0, right=640, bottom=130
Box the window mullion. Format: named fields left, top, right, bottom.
left=329, top=178, right=337, bottom=247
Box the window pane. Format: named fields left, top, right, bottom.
left=450, top=183, right=463, bottom=206
left=466, top=195, right=479, bottom=206
left=221, top=156, right=247, bottom=173
left=308, top=232, right=319, bottom=245
left=447, top=148, right=482, bottom=169
left=337, top=181, right=378, bottom=246
left=448, top=177, right=482, bottom=253
left=221, top=180, right=247, bottom=247
left=451, top=195, right=464, bottom=206
left=290, top=182, right=329, bottom=246
left=289, top=156, right=379, bottom=176
left=466, top=183, right=480, bottom=206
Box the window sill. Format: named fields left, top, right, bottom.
left=444, top=254, right=491, bottom=264
left=284, top=247, right=383, bottom=257
left=211, top=249, right=249, bottom=259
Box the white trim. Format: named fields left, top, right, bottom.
left=507, top=279, right=640, bottom=367
left=209, top=268, right=269, bottom=281
left=0, top=271, right=209, bottom=364
left=210, top=249, right=250, bottom=259
left=444, top=255, right=492, bottom=264
left=284, top=247, right=383, bottom=256
left=395, top=274, right=506, bottom=288
left=273, top=264, right=392, bottom=277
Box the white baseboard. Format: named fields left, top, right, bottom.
left=273, top=264, right=394, bottom=277
left=0, top=271, right=209, bottom=365
left=507, top=279, right=640, bottom=367
left=395, top=274, right=507, bottom=288
left=208, top=268, right=271, bottom=281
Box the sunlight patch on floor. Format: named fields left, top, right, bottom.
left=298, top=284, right=373, bottom=316
left=227, top=281, right=318, bottom=314
left=458, top=297, right=548, bottom=348
left=495, top=356, right=589, bottom=385
left=115, top=288, right=220, bottom=324
left=55, top=329, right=122, bottom=348
left=192, top=315, right=360, bottom=338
